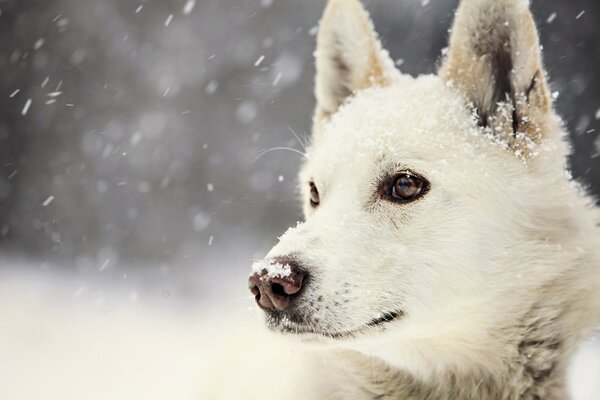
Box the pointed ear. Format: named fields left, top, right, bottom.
left=313, top=0, right=395, bottom=134
left=439, top=0, right=553, bottom=158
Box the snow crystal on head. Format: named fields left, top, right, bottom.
left=280, top=221, right=304, bottom=238
left=251, top=260, right=292, bottom=280
left=309, top=75, right=479, bottom=174
left=325, top=75, right=474, bottom=145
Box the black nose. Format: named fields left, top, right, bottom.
left=248, top=256, right=307, bottom=312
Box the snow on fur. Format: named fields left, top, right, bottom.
left=251, top=260, right=291, bottom=280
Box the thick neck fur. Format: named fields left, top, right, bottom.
left=328, top=363, right=566, bottom=400
left=323, top=291, right=580, bottom=400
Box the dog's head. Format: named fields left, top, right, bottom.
left=249, top=0, right=578, bottom=369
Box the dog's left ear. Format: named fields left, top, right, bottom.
left=440, top=0, right=553, bottom=157
left=313, top=0, right=395, bottom=135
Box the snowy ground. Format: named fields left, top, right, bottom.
left=0, top=262, right=598, bottom=400
left=0, top=262, right=258, bottom=400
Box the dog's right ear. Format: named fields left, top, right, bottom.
left=313, top=0, right=395, bottom=135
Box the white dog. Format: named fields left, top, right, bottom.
left=206, top=0, right=600, bottom=398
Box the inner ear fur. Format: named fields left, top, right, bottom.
left=439, top=0, right=553, bottom=158
left=313, top=0, right=396, bottom=135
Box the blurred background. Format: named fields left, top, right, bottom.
left=0, top=0, right=598, bottom=399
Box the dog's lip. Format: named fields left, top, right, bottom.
left=365, top=310, right=403, bottom=328
left=274, top=310, right=403, bottom=340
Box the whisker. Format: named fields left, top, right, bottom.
left=287, top=126, right=309, bottom=152
left=254, top=146, right=307, bottom=163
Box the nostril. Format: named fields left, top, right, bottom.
left=250, top=285, right=261, bottom=301
left=271, top=282, right=286, bottom=297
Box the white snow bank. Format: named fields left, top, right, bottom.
left=0, top=264, right=249, bottom=400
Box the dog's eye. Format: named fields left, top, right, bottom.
left=388, top=172, right=429, bottom=203
left=309, top=182, right=320, bottom=207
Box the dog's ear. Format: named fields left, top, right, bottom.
left=313, top=0, right=395, bottom=134
left=439, top=0, right=553, bottom=158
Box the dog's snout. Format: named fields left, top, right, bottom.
left=248, top=256, right=307, bottom=312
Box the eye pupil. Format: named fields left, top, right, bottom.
left=391, top=173, right=427, bottom=202
left=309, top=182, right=320, bottom=207
left=396, top=176, right=417, bottom=196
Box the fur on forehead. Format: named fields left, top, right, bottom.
left=306, top=75, right=488, bottom=175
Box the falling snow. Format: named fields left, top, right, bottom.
left=33, top=38, right=45, bottom=50
left=193, top=212, right=210, bottom=232
left=21, top=98, right=32, bottom=115
left=205, top=80, right=219, bottom=94
left=236, top=101, right=258, bottom=124
left=99, top=259, right=110, bottom=271
left=254, top=55, right=265, bottom=67
left=183, top=0, right=196, bottom=15
left=42, top=195, right=54, bottom=207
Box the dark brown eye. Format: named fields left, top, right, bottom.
left=309, top=182, right=320, bottom=207
left=390, top=172, right=429, bottom=203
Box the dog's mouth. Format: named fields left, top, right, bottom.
left=266, top=310, right=403, bottom=340
left=366, top=310, right=403, bottom=328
